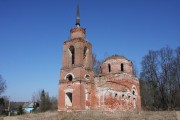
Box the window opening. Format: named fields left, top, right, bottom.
left=108, top=64, right=111, bottom=72
left=132, top=91, right=135, bottom=95
left=65, top=92, right=72, bottom=106
left=85, top=74, right=90, bottom=80
left=121, top=63, right=124, bottom=71
left=84, top=46, right=87, bottom=59
left=69, top=46, right=75, bottom=64
left=66, top=74, right=73, bottom=81
left=122, top=94, right=124, bottom=98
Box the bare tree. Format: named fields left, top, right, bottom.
left=0, top=96, right=9, bottom=115
left=50, top=96, right=58, bottom=110
left=174, top=47, right=180, bottom=108
left=31, top=90, right=42, bottom=102
left=132, top=61, right=138, bottom=77
left=159, top=47, right=176, bottom=109
left=140, top=46, right=180, bottom=110
left=175, top=47, right=180, bottom=89
left=140, top=50, right=161, bottom=109
left=32, top=90, right=58, bottom=112
left=92, top=53, right=101, bottom=76
left=0, top=75, right=7, bottom=96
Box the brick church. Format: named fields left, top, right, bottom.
left=58, top=6, right=141, bottom=111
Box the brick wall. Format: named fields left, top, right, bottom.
left=58, top=27, right=141, bottom=111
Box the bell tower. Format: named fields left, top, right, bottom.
left=58, top=5, right=94, bottom=111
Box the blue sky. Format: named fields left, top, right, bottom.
left=0, top=0, right=180, bottom=102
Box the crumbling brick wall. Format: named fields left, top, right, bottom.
left=94, top=55, right=141, bottom=111
left=58, top=27, right=141, bottom=111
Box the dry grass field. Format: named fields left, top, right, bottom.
left=1, top=111, right=180, bottom=120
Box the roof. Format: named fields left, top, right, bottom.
left=104, top=54, right=130, bottom=62
left=10, top=102, right=25, bottom=110
left=23, top=102, right=34, bottom=108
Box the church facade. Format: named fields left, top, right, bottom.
left=58, top=6, right=141, bottom=111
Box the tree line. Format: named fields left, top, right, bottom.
left=31, top=89, right=57, bottom=112
left=140, top=46, right=180, bottom=110
left=1, top=46, right=180, bottom=113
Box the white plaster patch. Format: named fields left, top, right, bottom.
left=64, top=73, right=75, bottom=79
left=64, top=88, right=73, bottom=93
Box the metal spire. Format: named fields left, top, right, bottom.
left=76, top=5, right=80, bottom=27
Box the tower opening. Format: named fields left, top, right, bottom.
left=115, top=93, right=117, bottom=97
left=122, top=94, right=124, bottom=98
left=132, top=91, right=135, bottom=95
left=121, top=63, right=124, bottom=71
left=65, top=92, right=72, bottom=107
left=69, top=46, right=75, bottom=64
left=66, top=74, right=73, bottom=81
left=108, top=64, right=111, bottom=72
left=132, top=87, right=136, bottom=95
left=85, top=74, right=90, bottom=80
left=84, top=46, right=87, bottom=59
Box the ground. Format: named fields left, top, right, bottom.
left=1, top=111, right=180, bottom=120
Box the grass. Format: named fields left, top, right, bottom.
left=2, top=111, right=179, bottom=120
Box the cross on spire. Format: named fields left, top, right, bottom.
left=76, top=5, right=80, bottom=27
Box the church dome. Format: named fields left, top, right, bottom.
left=100, top=55, right=133, bottom=75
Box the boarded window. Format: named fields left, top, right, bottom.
left=108, top=64, right=111, bottom=72
left=69, top=46, right=75, bottom=64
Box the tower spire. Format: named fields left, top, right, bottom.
left=76, top=5, right=80, bottom=27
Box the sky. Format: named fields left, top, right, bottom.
left=0, top=0, right=180, bottom=102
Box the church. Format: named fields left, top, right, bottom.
left=58, top=6, right=141, bottom=111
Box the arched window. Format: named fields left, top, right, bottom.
left=121, top=63, right=124, bottom=71
left=69, top=46, right=75, bottom=64
left=85, top=74, right=90, bottom=80
left=122, top=94, right=124, bottom=98
left=108, top=64, right=111, bottom=72
left=132, top=86, right=136, bottom=95
left=66, top=74, right=73, bottom=81
left=84, top=46, right=87, bottom=59
left=132, top=91, right=135, bottom=95
left=115, top=93, right=117, bottom=97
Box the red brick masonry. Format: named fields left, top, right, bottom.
left=58, top=27, right=141, bottom=111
